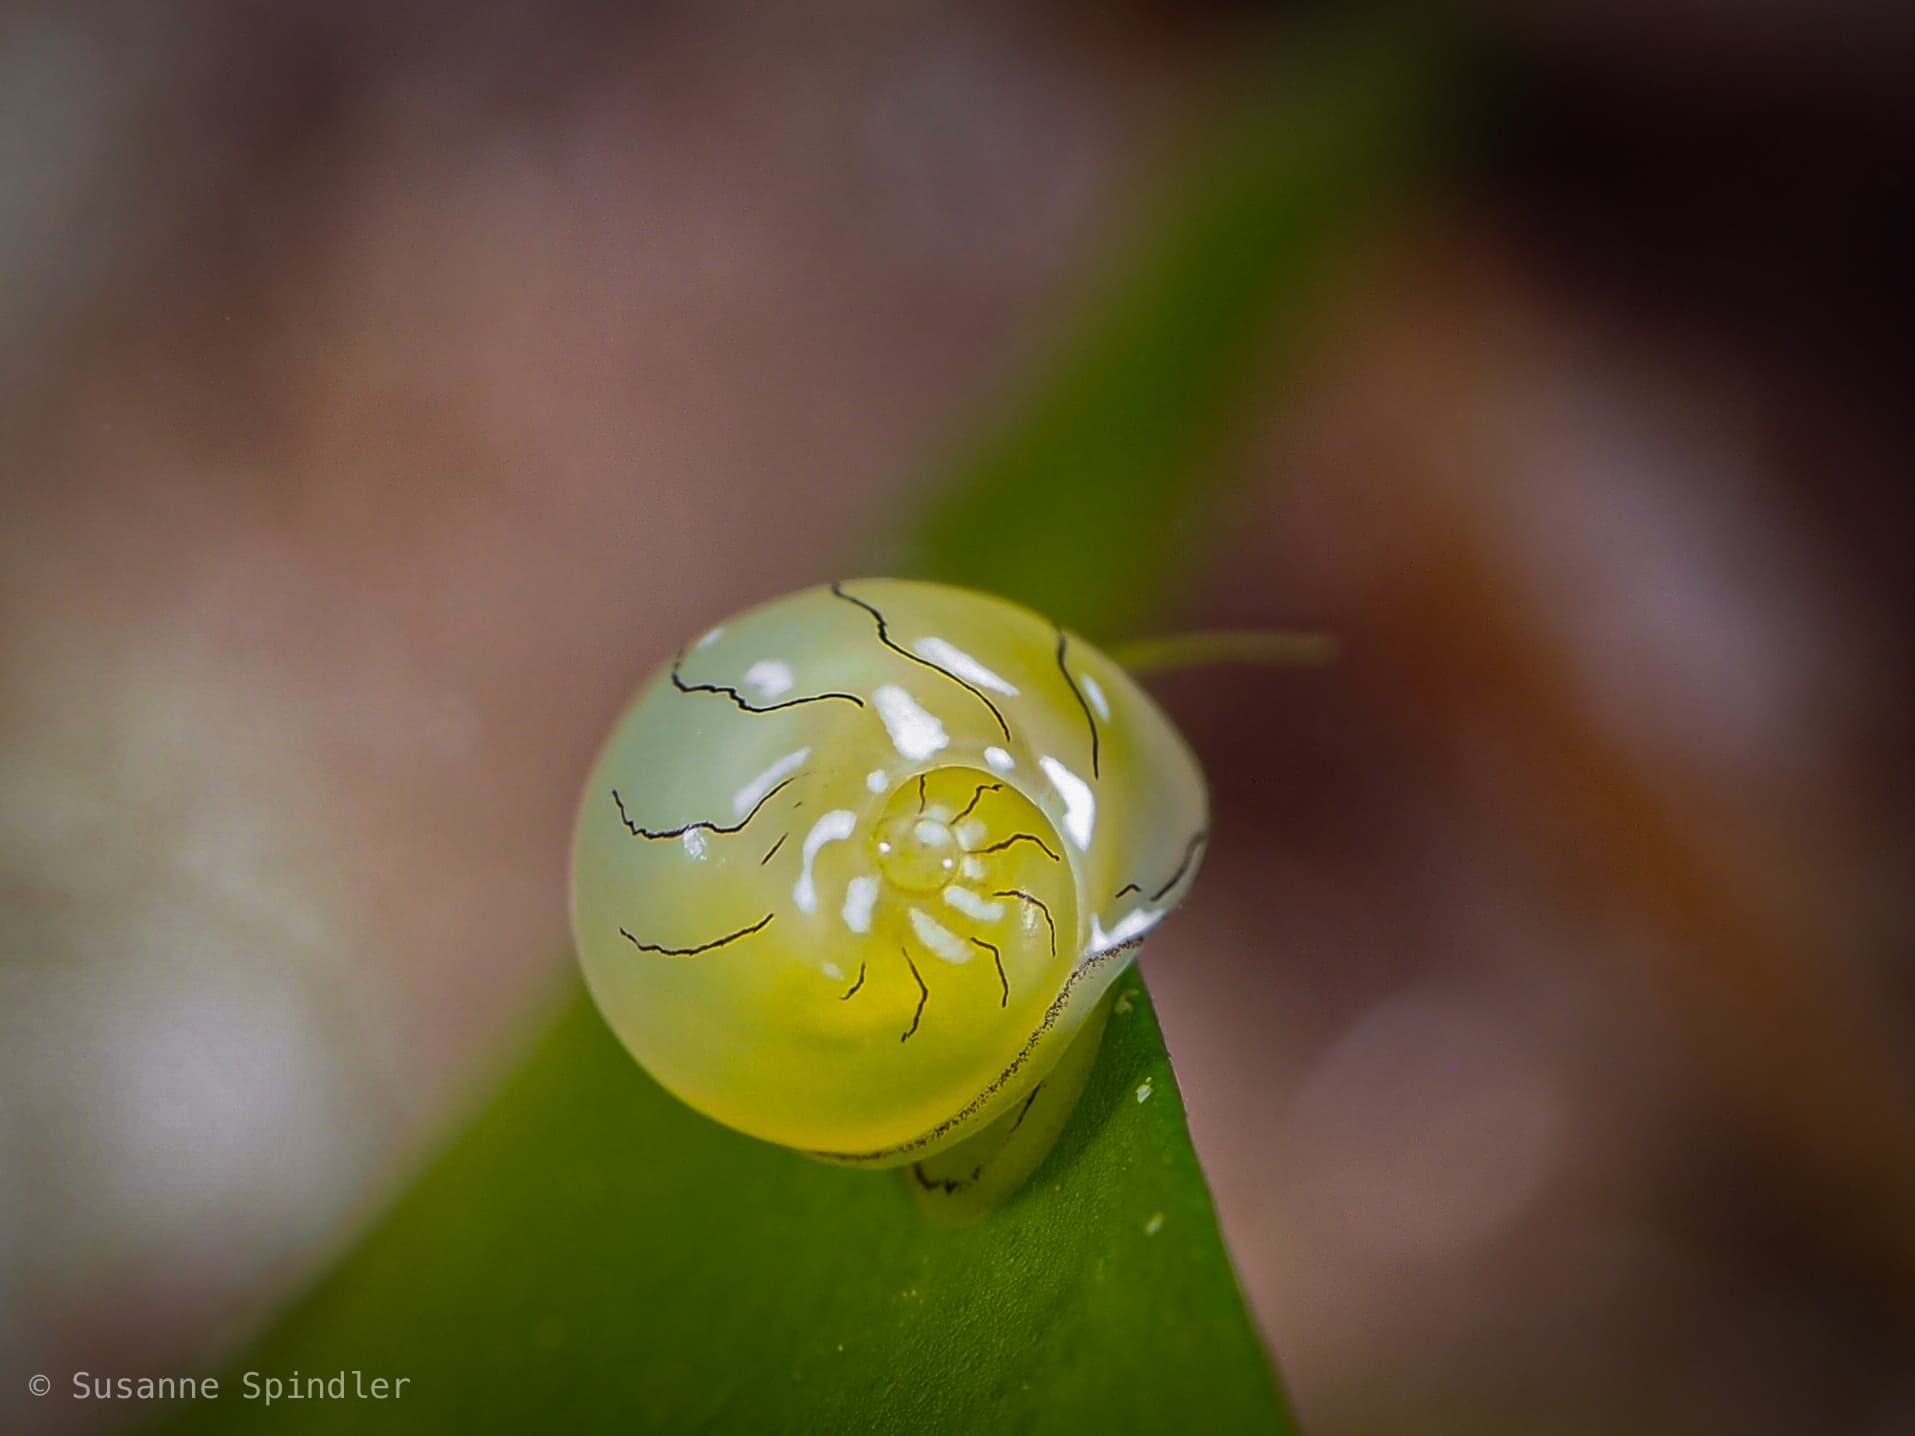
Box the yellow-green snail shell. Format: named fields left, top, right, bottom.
left=570, top=579, right=1208, bottom=1167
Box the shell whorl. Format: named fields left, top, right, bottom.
left=570, top=579, right=1208, bottom=1163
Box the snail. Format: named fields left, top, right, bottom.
left=570, top=579, right=1214, bottom=1191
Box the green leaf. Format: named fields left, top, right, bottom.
left=170, top=25, right=1440, bottom=1433
left=166, top=982, right=1280, bottom=1434
left=889, top=23, right=1435, bottom=638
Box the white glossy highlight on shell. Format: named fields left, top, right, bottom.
left=866, top=768, right=889, bottom=793
left=841, top=875, right=880, bottom=934
left=911, top=637, right=1020, bottom=696
left=693, top=625, right=725, bottom=649
left=1039, top=754, right=1096, bottom=851
left=732, top=747, right=810, bottom=818
left=1080, top=672, right=1111, bottom=720
left=792, top=809, right=857, bottom=914
left=953, top=817, right=989, bottom=851
left=983, top=746, right=1014, bottom=772
left=873, top=684, right=948, bottom=761
left=908, top=907, right=972, bottom=963
left=681, top=828, right=708, bottom=860
left=742, top=659, right=794, bottom=699
left=1091, top=906, right=1163, bottom=952
left=942, top=886, right=1004, bottom=923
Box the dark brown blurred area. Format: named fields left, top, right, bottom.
left=3, top=3, right=1912, bottom=1434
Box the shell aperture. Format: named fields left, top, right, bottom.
left=570, top=579, right=1208, bottom=1166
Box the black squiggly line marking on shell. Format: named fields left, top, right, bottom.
left=909, top=1084, right=1043, bottom=1195
left=611, top=777, right=798, bottom=841
left=901, top=949, right=928, bottom=1042
left=840, top=961, right=866, bottom=1000
left=1054, top=629, right=1101, bottom=780
left=1114, top=882, right=1142, bottom=900
left=910, top=1164, right=960, bottom=1194
left=971, top=936, right=1008, bottom=1006
left=1007, top=1081, right=1044, bottom=1135
left=619, top=912, right=774, bottom=958
left=1149, top=829, right=1208, bottom=903
left=955, top=781, right=1003, bottom=822
left=670, top=651, right=864, bottom=713
left=992, top=888, right=1057, bottom=958
left=830, top=583, right=1012, bottom=741
left=916, top=773, right=928, bottom=813
left=976, top=831, right=1061, bottom=862
left=808, top=934, right=1152, bottom=1165
left=910, top=1163, right=988, bottom=1195
left=760, top=832, right=788, bottom=865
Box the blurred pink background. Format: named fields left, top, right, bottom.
left=3, top=3, right=1913, bottom=1433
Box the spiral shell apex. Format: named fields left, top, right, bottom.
left=570, top=579, right=1209, bottom=1164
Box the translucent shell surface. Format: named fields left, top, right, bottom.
left=570, top=580, right=1208, bottom=1165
